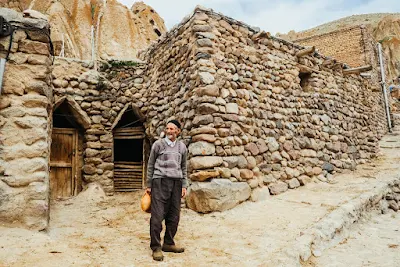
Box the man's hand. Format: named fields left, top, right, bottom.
left=181, top=188, right=187, bottom=198
left=145, top=187, right=151, bottom=195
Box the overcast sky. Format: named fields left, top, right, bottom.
left=118, top=0, right=400, bottom=34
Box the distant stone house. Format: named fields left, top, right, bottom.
left=291, top=25, right=387, bottom=90
left=293, top=26, right=376, bottom=67
left=0, top=6, right=388, bottom=230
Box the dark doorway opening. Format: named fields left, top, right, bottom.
left=114, top=139, right=143, bottom=162
left=113, top=108, right=148, bottom=191
left=53, top=101, right=81, bottom=129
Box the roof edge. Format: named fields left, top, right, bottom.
left=293, top=24, right=367, bottom=43
left=140, top=5, right=307, bottom=59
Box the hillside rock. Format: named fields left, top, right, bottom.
left=373, top=15, right=400, bottom=83
left=1, top=0, right=166, bottom=60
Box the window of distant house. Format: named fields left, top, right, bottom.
left=154, top=28, right=162, bottom=36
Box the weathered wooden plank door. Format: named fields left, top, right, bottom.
left=50, top=128, right=78, bottom=199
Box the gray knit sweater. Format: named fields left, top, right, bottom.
left=146, top=138, right=188, bottom=188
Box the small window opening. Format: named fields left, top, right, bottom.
left=299, top=72, right=312, bottom=90
left=154, top=28, right=162, bottom=37
left=149, top=19, right=154, bottom=25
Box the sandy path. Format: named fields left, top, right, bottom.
left=0, top=189, right=330, bottom=267
left=0, top=175, right=395, bottom=267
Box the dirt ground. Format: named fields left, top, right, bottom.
left=0, top=185, right=330, bottom=267
left=1, top=130, right=400, bottom=267
left=0, top=175, right=397, bottom=267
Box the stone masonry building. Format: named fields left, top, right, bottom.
left=0, top=7, right=389, bottom=230
left=294, top=26, right=376, bottom=68
left=292, top=25, right=383, bottom=91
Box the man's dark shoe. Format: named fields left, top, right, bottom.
left=162, top=244, right=185, bottom=253
left=152, top=248, right=164, bottom=261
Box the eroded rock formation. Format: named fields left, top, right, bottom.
left=1, top=0, right=166, bottom=60
left=373, top=15, right=400, bottom=83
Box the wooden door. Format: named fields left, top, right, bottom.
left=50, top=128, right=78, bottom=199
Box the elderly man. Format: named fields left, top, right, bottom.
left=145, top=120, right=188, bottom=261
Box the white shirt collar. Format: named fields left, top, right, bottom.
left=164, top=136, right=177, bottom=147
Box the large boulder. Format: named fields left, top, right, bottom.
left=186, top=179, right=251, bottom=213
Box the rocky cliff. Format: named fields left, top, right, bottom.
left=278, top=13, right=400, bottom=83
left=373, top=15, right=400, bottom=83
left=1, top=0, right=166, bottom=60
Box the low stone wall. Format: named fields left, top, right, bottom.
left=294, top=177, right=400, bottom=265
left=0, top=10, right=53, bottom=230
left=384, top=182, right=400, bottom=212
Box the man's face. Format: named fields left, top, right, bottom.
left=165, top=123, right=180, bottom=141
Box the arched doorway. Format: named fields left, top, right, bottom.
left=112, top=104, right=148, bottom=191
left=50, top=98, right=89, bottom=199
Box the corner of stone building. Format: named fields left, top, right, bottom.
left=186, top=11, right=261, bottom=212
left=0, top=8, right=53, bottom=230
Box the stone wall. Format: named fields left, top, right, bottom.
left=175, top=8, right=388, bottom=212
left=139, top=12, right=203, bottom=141
left=0, top=10, right=53, bottom=230
left=52, top=58, right=147, bottom=194
left=292, top=25, right=390, bottom=93
left=53, top=8, right=219, bottom=195
left=295, top=26, right=366, bottom=68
